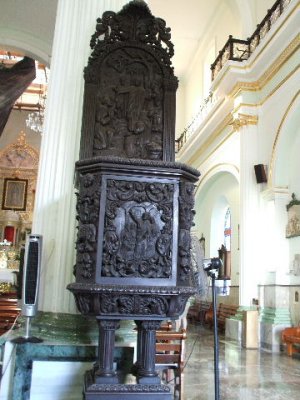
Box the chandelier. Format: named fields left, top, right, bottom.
left=26, top=106, right=44, bottom=134
left=25, top=85, right=46, bottom=134
left=25, top=67, right=48, bottom=134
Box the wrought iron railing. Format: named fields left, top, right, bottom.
left=211, top=0, right=292, bottom=81
left=176, top=0, right=293, bottom=153
left=175, top=92, right=216, bottom=153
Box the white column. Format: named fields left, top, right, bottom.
left=237, top=114, right=261, bottom=307
left=273, top=189, right=290, bottom=277
left=33, top=0, right=127, bottom=313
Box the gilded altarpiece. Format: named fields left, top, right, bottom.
left=0, top=131, right=38, bottom=247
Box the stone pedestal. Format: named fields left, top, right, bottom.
left=225, top=318, right=242, bottom=343
left=260, top=322, right=290, bottom=352
left=242, top=310, right=259, bottom=349
left=260, top=305, right=292, bottom=352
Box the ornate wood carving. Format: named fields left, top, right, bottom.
left=75, top=172, right=101, bottom=281
left=102, top=178, right=174, bottom=279
left=80, top=0, right=178, bottom=162
left=178, top=182, right=196, bottom=283
left=68, top=2, right=199, bottom=398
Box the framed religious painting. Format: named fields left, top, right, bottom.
left=1, top=178, right=28, bottom=211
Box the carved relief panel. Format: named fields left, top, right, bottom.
left=97, top=176, right=178, bottom=285
left=93, top=49, right=164, bottom=161
left=80, top=2, right=178, bottom=162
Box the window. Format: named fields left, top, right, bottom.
left=224, top=207, right=231, bottom=251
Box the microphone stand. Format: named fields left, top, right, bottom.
left=209, top=269, right=220, bottom=400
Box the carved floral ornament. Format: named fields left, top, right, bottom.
left=80, top=0, right=178, bottom=163
left=89, top=1, right=174, bottom=71
left=230, top=113, right=259, bottom=131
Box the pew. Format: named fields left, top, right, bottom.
left=187, top=300, right=212, bottom=324
left=282, top=327, right=300, bottom=356
left=205, top=303, right=238, bottom=331
left=0, top=292, right=20, bottom=335
left=156, top=328, right=187, bottom=400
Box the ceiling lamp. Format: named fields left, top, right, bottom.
left=25, top=87, right=46, bottom=134
left=25, top=108, right=44, bottom=134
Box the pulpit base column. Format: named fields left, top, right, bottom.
left=84, top=370, right=172, bottom=400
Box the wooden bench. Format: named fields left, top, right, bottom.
left=187, top=300, right=212, bottom=324
left=282, top=327, right=300, bottom=356
left=0, top=292, right=20, bottom=335
left=159, top=321, right=173, bottom=331
left=156, top=328, right=187, bottom=400
left=205, top=303, right=238, bottom=331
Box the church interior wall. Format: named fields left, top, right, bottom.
left=0, top=0, right=298, bottom=355
left=194, top=172, right=240, bottom=284
left=179, top=3, right=242, bottom=130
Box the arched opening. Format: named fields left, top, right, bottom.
left=194, top=169, right=239, bottom=302
left=0, top=50, right=48, bottom=247
left=0, top=45, right=49, bottom=299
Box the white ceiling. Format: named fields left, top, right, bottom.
left=148, top=0, right=222, bottom=78
left=0, top=0, right=274, bottom=109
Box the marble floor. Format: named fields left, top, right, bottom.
left=181, top=323, right=300, bottom=400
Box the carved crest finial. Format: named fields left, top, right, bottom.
left=89, top=0, right=174, bottom=68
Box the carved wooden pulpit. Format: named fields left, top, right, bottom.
left=67, top=2, right=199, bottom=399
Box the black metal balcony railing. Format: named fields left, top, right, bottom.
left=175, top=92, right=215, bottom=153
left=211, top=0, right=292, bottom=81
left=175, top=0, right=293, bottom=154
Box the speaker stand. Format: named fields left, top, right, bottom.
left=11, top=316, right=43, bottom=344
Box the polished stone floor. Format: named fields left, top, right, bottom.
left=181, top=323, right=300, bottom=400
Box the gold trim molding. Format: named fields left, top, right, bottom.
left=269, top=89, right=300, bottom=186
left=230, top=113, right=258, bottom=132
left=187, top=113, right=233, bottom=166
left=230, top=33, right=300, bottom=97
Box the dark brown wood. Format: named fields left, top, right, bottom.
left=79, top=1, right=178, bottom=163
left=187, top=300, right=212, bottom=324
left=282, top=327, right=300, bottom=356
left=95, top=320, right=120, bottom=383
left=68, top=2, right=199, bottom=398
left=0, top=292, right=20, bottom=334
left=205, top=303, right=238, bottom=330
left=155, top=328, right=186, bottom=400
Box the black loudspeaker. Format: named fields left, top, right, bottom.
left=11, top=234, right=43, bottom=344
left=254, top=164, right=267, bottom=183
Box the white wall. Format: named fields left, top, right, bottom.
left=194, top=171, right=240, bottom=285
left=179, top=3, right=242, bottom=133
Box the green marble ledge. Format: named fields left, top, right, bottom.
left=260, top=307, right=292, bottom=325
left=1, top=311, right=137, bottom=345
left=0, top=312, right=137, bottom=400
left=229, top=306, right=258, bottom=321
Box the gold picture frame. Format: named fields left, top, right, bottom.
left=2, top=178, right=28, bottom=211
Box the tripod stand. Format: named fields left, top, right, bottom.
left=209, top=269, right=220, bottom=400
left=203, top=258, right=223, bottom=400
